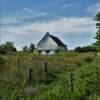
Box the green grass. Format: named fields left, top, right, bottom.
left=0, top=52, right=100, bottom=100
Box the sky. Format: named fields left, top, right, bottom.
left=0, top=0, right=100, bottom=50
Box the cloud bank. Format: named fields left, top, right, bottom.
left=87, top=2, right=100, bottom=13
left=0, top=8, right=47, bottom=25
left=1, top=17, right=95, bottom=35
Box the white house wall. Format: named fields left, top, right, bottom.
left=37, top=35, right=57, bottom=50
left=57, top=46, right=67, bottom=51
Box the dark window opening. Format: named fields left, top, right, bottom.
left=38, top=50, right=42, bottom=53
left=46, top=50, right=50, bottom=54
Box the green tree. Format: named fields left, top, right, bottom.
left=0, top=44, right=6, bottom=54
left=94, top=12, right=100, bottom=51
left=74, top=47, right=82, bottom=52
left=74, top=46, right=97, bottom=52
left=5, top=42, right=16, bottom=52
left=0, top=42, right=16, bottom=54
left=29, top=43, right=35, bottom=52
left=22, top=46, right=29, bottom=52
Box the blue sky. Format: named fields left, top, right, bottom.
left=0, top=0, right=100, bottom=50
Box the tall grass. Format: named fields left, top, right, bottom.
left=0, top=52, right=99, bottom=100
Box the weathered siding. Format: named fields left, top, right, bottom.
left=37, top=35, right=57, bottom=50
left=36, top=33, right=67, bottom=55
left=57, top=46, right=67, bottom=51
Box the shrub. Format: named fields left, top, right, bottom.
left=0, top=42, right=17, bottom=54
left=0, top=56, right=5, bottom=64
left=0, top=46, right=6, bottom=54
left=75, top=46, right=97, bottom=52
left=74, top=47, right=82, bottom=52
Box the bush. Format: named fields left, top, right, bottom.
left=74, top=47, right=82, bottom=52
left=0, top=47, right=6, bottom=54
left=75, top=46, right=97, bottom=52
left=0, top=56, right=5, bottom=64
left=76, top=58, right=100, bottom=100
left=0, top=42, right=17, bottom=54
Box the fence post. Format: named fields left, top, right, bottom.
left=70, top=73, right=74, bottom=92
left=44, top=62, right=48, bottom=73
left=0, top=96, right=2, bottom=100
left=28, top=68, right=33, bottom=86
left=17, top=57, right=20, bottom=68
left=44, top=62, right=49, bottom=84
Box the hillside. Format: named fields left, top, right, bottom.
left=0, top=52, right=100, bottom=100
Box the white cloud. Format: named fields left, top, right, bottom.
left=0, top=17, right=95, bottom=35
left=23, top=8, right=33, bottom=13
left=61, top=3, right=73, bottom=10
left=87, top=2, right=100, bottom=13
left=0, top=17, right=21, bottom=24
left=0, top=8, right=47, bottom=25
left=22, top=8, right=47, bottom=16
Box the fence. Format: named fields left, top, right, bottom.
left=22, top=61, right=75, bottom=92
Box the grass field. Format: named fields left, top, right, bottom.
left=0, top=52, right=100, bottom=100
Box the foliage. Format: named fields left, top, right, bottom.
left=22, top=43, right=35, bottom=52
left=0, top=56, right=5, bottom=64
left=22, top=46, right=29, bottom=52
left=76, top=57, right=100, bottom=100
left=74, top=46, right=97, bottom=52
left=94, top=12, right=100, bottom=51
left=29, top=43, right=35, bottom=52
left=0, top=42, right=17, bottom=54
left=0, top=52, right=100, bottom=100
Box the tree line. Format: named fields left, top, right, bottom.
left=0, top=42, right=35, bottom=54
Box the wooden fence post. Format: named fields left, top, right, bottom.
left=28, top=68, right=33, bottom=86
left=0, top=96, right=2, bottom=100
left=17, top=57, right=20, bottom=68
left=44, top=62, right=48, bottom=73
left=70, top=73, right=74, bottom=92
left=44, top=62, right=49, bottom=84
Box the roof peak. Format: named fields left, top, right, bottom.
left=45, top=32, right=66, bottom=47
left=46, top=32, right=55, bottom=37
left=37, top=32, right=66, bottom=47
left=46, top=32, right=50, bottom=35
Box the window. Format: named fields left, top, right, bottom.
left=38, top=50, right=42, bottom=53
left=46, top=50, right=50, bottom=54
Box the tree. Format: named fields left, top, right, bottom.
left=74, top=47, right=82, bottom=52
left=29, top=43, right=35, bottom=52
left=74, top=46, right=97, bottom=52
left=5, top=42, right=16, bottom=52
left=0, top=42, right=17, bottom=54
left=22, top=43, right=35, bottom=52
left=0, top=44, right=6, bottom=54
left=22, top=46, right=29, bottom=52
left=94, top=12, right=100, bottom=51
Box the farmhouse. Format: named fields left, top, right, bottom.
left=36, top=32, right=67, bottom=55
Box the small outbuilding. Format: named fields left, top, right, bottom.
left=36, top=32, right=67, bottom=55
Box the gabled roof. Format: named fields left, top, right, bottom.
left=37, top=32, right=66, bottom=47
left=49, top=34, right=66, bottom=47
